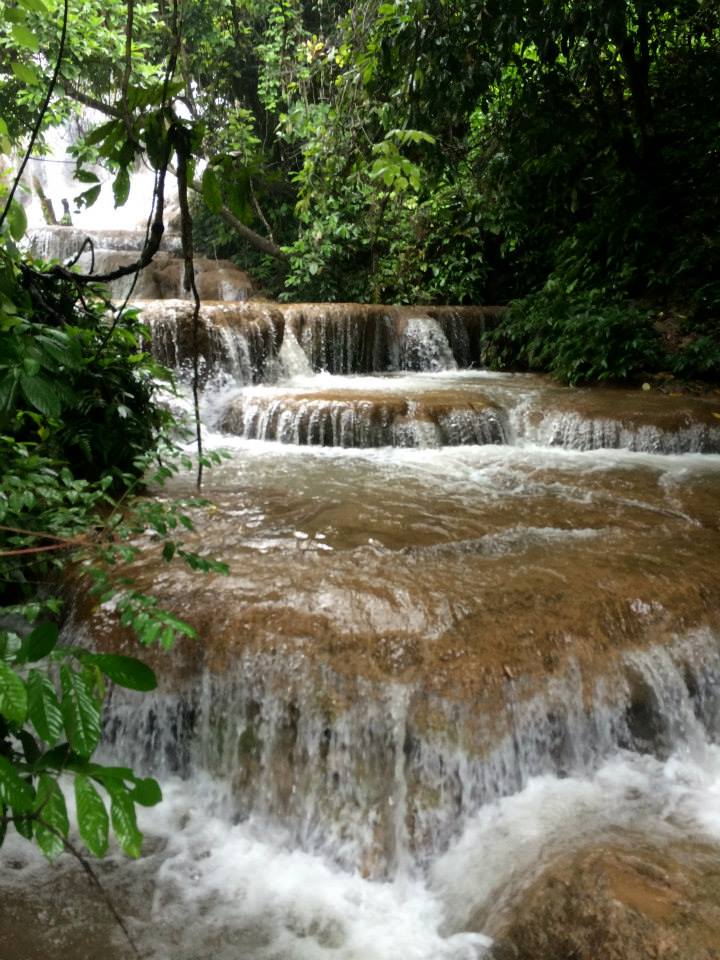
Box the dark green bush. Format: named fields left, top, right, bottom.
left=490, top=287, right=659, bottom=385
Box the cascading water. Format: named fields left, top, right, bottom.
left=4, top=239, right=720, bottom=959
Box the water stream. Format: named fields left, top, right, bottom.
left=3, top=229, right=720, bottom=959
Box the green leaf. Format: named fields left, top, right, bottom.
left=76, top=184, right=102, bottom=209
left=107, top=782, right=143, bottom=858
left=113, top=167, right=131, bottom=208
left=34, top=775, right=68, bottom=860
left=7, top=200, right=27, bottom=241
left=19, top=375, right=61, bottom=417
left=0, top=661, right=27, bottom=725
left=90, top=654, right=157, bottom=692
left=60, top=666, right=101, bottom=758
left=75, top=775, right=109, bottom=856
left=74, top=169, right=100, bottom=184
left=27, top=669, right=63, bottom=744
left=18, top=0, right=49, bottom=12
left=22, top=621, right=59, bottom=663
left=142, top=111, right=168, bottom=169
left=18, top=730, right=40, bottom=765
left=201, top=167, right=223, bottom=214
left=13, top=811, right=33, bottom=840
left=10, top=61, right=38, bottom=84
left=11, top=23, right=39, bottom=51
left=0, top=755, right=34, bottom=812
left=83, top=118, right=118, bottom=147
left=129, top=776, right=162, bottom=807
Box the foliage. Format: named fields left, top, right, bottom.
left=0, top=230, right=227, bottom=862
left=4, top=0, right=717, bottom=349
left=2, top=0, right=718, bottom=374
left=489, top=287, right=658, bottom=385
left=0, top=0, right=230, bottom=867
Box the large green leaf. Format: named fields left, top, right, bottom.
left=75, top=775, right=109, bottom=856
left=129, top=776, right=162, bottom=807
left=13, top=810, right=34, bottom=840
left=27, top=669, right=63, bottom=744
left=0, top=755, right=34, bottom=812
left=107, top=782, right=143, bottom=858
left=19, top=375, right=62, bottom=418
left=74, top=169, right=100, bottom=184
left=34, top=775, right=69, bottom=860
left=11, top=23, right=39, bottom=51
left=60, top=666, right=101, bottom=758
left=201, top=167, right=223, bottom=214
left=113, top=167, right=131, bottom=208
left=18, top=0, right=49, bottom=13
left=7, top=200, right=27, bottom=241
left=90, top=654, right=157, bottom=692
left=0, top=661, right=27, bottom=725
left=10, top=61, right=38, bottom=85
left=22, top=621, right=59, bottom=663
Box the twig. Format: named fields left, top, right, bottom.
left=121, top=0, right=136, bottom=114
left=0, top=524, right=87, bottom=543
left=172, top=0, right=203, bottom=490
left=175, top=126, right=204, bottom=490
left=0, top=540, right=86, bottom=557
left=35, top=818, right=143, bottom=960
left=64, top=236, right=95, bottom=272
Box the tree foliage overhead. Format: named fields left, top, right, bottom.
left=1, top=0, right=718, bottom=373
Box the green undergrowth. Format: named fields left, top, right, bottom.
left=0, top=216, right=227, bottom=863
left=489, top=284, right=720, bottom=387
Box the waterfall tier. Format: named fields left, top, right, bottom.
left=66, top=431, right=720, bottom=884
left=102, top=630, right=720, bottom=874
left=142, top=300, right=720, bottom=453
left=8, top=236, right=720, bottom=957
left=28, top=226, right=254, bottom=301
left=220, top=389, right=507, bottom=447
left=143, top=300, right=498, bottom=378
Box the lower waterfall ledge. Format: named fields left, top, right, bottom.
left=93, top=626, right=720, bottom=877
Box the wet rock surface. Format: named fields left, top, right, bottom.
left=490, top=840, right=720, bottom=960
left=83, top=439, right=720, bottom=710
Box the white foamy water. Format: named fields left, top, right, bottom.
left=6, top=744, right=720, bottom=958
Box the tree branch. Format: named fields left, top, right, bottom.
left=58, top=76, right=122, bottom=118
left=191, top=172, right=288, bottom=261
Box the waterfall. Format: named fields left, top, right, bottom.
left=219, top=393, right=508, bottom=447
left=8, top=221, right=720, bottom=958
left=100, top=628, right=720, bottom=875
left=398, top=316, right=458, bottom=372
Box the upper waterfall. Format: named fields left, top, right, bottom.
left=27, top=226, right=255, bottom=302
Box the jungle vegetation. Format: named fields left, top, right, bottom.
left=2, top=0, right=719, bottom=381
